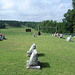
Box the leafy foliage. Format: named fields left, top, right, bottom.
left=0, top=21, right=6, bottom=29
left=37, top=20, right=57, bottom=33
left=72, top=0, right=75, bottom=9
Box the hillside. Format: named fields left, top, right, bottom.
left=0, top=28, right=75, bottom=75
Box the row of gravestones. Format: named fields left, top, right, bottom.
left=33, top=32, right=71, bottom=42
left=26, top=43, right=41, bottom=69
left=52, top=33, right=71, bottom=42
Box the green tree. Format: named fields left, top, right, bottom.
left=63, top=0, right=75, bottom=33
left=0, top=22, right=6, bottom=29
left=72, top=0, right=75, bottom=9
left=37, top=20, right=57, bottom=33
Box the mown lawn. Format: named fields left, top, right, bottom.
left=0, top=28, right=75, bottom=75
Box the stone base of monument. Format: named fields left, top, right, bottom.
left=27, top=60, right=41, bottom=69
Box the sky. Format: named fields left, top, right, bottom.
left=0, top=0, right=73, bottom=22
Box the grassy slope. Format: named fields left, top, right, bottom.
left=0, top=26, right=37, bottom=35
left=0, top=27, right=75, bottom=75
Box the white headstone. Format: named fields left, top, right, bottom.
left=66, top=37, right=71, bottom=42
left=27, top=49, right=40, bottom=69
left=27, top=43, right=36, bottom=56
left=29, top=50, right=38, bottom=66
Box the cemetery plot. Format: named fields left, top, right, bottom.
left=52, top=32, right=63, bottom=38
left=0, top=28, right=75, bottom=75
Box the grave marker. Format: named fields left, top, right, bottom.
left=27, top=49, right=40, bottom=69
left=27, top=43, right=36, bottom=57
left=26, top=29, right=31, bottom=32
left=66, top=36, right=71, bottom=42
left=33, top=33, right=36, bottom=37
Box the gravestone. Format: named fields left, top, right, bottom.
left=51, top=34, right=54, bottom=36
left=37, top=32, right=41, bottom=35
left=66, top=36, right=71, bottom=42
left=0, top=35, right=3, bottom=41
left=27, top=43, right=36, bottom=57
left=27, top=49, right=40, bottom=69
left=26, top=29, right=31, bottom=32
left=33, top=33, right=36, bottom=37
left=0, top=37, right=2, bottom=41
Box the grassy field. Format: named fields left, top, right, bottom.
left=0, top=27, right=75, bottom=75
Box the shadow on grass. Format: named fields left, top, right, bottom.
left=38, top=53, right=45, bottom=57
left=39, top=62, right=51, bottom=69
left=71, top=40, right=74, bottom=42
left=63, top=38, right=66, bottom=39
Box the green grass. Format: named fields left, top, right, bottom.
left=0, top=27, right=75, bottom=75
left=0, top=26, right=37, bottom=35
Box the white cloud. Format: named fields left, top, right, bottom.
left=0, top=0, right=73, bottom=22
left=1, top=0, right=14, bottom=9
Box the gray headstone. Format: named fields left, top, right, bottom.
left=27, top=49, right=40, bottom=69
left=33, top=33, right=36, bottom=37
left=29, top=50, right=38, bottom=66
left=27, top=43, right=36, bottom=57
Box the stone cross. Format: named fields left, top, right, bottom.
left=27, top=43, right=36, bottom=57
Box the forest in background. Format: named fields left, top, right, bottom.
left=0, top=0, right=75, bottom=33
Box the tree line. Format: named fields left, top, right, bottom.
left=37, top=0, right=75, bottom=33
left=0, top=0, right=75, bottom=33
left=0, top=20, right=39, bottom=29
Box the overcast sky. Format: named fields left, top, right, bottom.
left=0, top=0, right=72, bottom=22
